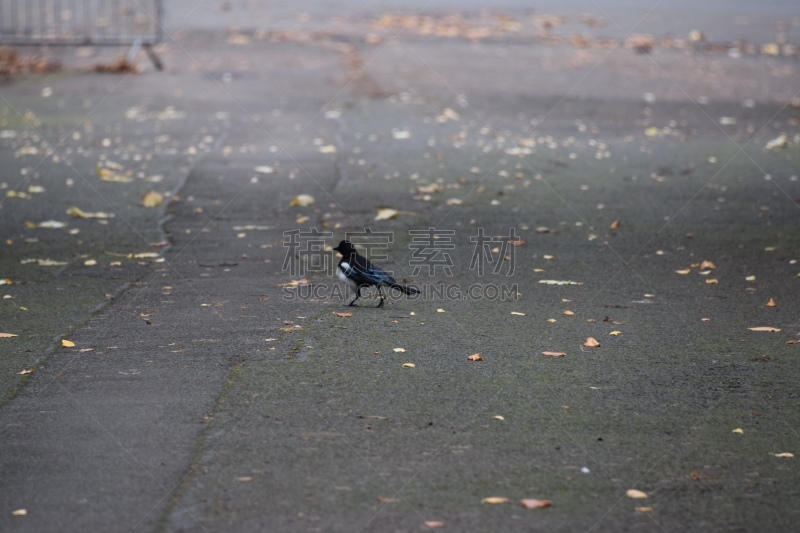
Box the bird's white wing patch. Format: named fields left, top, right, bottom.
left=337, top=262, right=358, bottom=290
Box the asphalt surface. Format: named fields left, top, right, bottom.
left=1, top=3, right=800, bottom=532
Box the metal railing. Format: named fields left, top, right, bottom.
left=0, top=0, right=163, bottom=69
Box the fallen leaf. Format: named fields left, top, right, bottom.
left=12, top=509, right=26, bottom=516
left=17, top=369, right=33, bottom=375
left=520, top=498, right=552, bottom=509
left=635, top=507, right=654, bottom=513
left=788, top=339, right=799, bottom=345
left=563, top=310, right=575, bottom=315
left=765, top=133, right=788, bottom=151
left=1, top=333, right=19, bottom=338
left=705, top=278, right=718, bottom=284
left=510, top=311, right=526, bottom=316
left=425, top=521, right=444, bottom=528
left=539, top=280, right=582, bottom=285
left=66, top=206, right=115, bottom=219
left=481, top=497, right=509, bottom=504
left=626, top=489, right=648, bottom=499
left=542, top=351, right=566, bottom=357
left=236, top=476, right=253, bottom=482
left=748, top=327, right=781, bottom=332
left=96, top=164, right=133, bottom=182
left=493, top=415, right=505, bottom=420
left=609, top=220, right=621, bottom=230
left=732, top=428, right=744, bottom=434
left=402, top=363, right=415, bottom=368
left=771, top=452, right=794, bottom=458
left=290, top=194, right=315, bottom=207
left=318, top=144, right=337, bottom=153
left=391, top=128, right=411, bottom=139
left=436, top=308, right=446, bottom=313
left=335, top=312, right=352, bottom=318
left=393, top=348, right=406, bottom=353
left=254, top=165, right=275, bottom=174
left=609, top=331, right=622, bottom=336
left=141, top=190, right=164, bottom=207
left=701, top=318, right=711, bottom=322
left=62, top=339, right=75, bottom=347
left=374, top=208, right=399, bottom=220
left=699, top=260, right=716, bottom=270
left=746, top=275, right=756, bottom=281
left=467, top=353, right=484, bottom=361
left=377, top=496, right=398, bottom=503
left=584, top=337, right=600, bottom=347
left=766, top=298, right=777, bottom=307
left=675, top=268, right=691, bottom=275
left=84, top=259, right=97, bottom=266
left=33, top=220, right=67, bottom=229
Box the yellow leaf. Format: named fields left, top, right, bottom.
left=481, top=497, right=509, bottom=504
left=66, top=206, right=114, bottom=219
left=542, top=351, right=566, bottom=357
left=141, top=190, right=164, bottom=207
left=771, top=452, right=794, bottom=458
left=748, top=327, right=781, bottom=332
left=84, top=259, right=97, bottom=266
left=12, top=509, right=27, bottom=516
left=402, top=362, right=415, bottom=368
left=766, top=298, right=777, bottom=307
left=96, top=164, right=133, bottom=182
left=393, top=348, right=406, bottom=353
left=520, top=498, right=552, bottom=509
left=1, top=333, right=19, bottom=338
left=289, top=194, right=315, bottom=207
left=584, top=337, right=600, bottom=347
left=493, top=415, right=505, bottom=420
left=62, top=339, right=75, bottom=347
left=467, top=353, right=484, bottom=361
left=626, top=489, right=648, bottom=499
left=609, top=331, right=622, bottom=336
left=374, top=208, right=399, bottom=221
left=675, top=268, right=691, bottom=275
left=732, top=428, right=744, bottom=434
left=745, top=275, right=756, bottom=281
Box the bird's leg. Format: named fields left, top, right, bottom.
left=377, top=286, right=385, bottom=308
left=348, top=286, right=361, bottom=306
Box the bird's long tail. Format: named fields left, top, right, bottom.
left=387, top=282, right=419, bottom=296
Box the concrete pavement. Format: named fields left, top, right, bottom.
left=1, top=3, right=800, bottom=531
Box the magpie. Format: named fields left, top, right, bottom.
left=333, top=240, right=419, bottom=307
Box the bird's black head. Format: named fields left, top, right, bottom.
left=333, top=240, right=354, bottom=255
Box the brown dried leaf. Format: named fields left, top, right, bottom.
left=520, top=498, right=552, bottom=509
left=766, top=298, right=777, bottom=307
left=542, top=351, right=566, bottom=357
left=335, top=312, right=353, bottom=318
left=584, top=337, right=600, bottom=347
left=609, top=220, right=621, bottom=230
left=467, top=353, right=484, bottom=361
left=699, top=260, right=716, bottom=270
